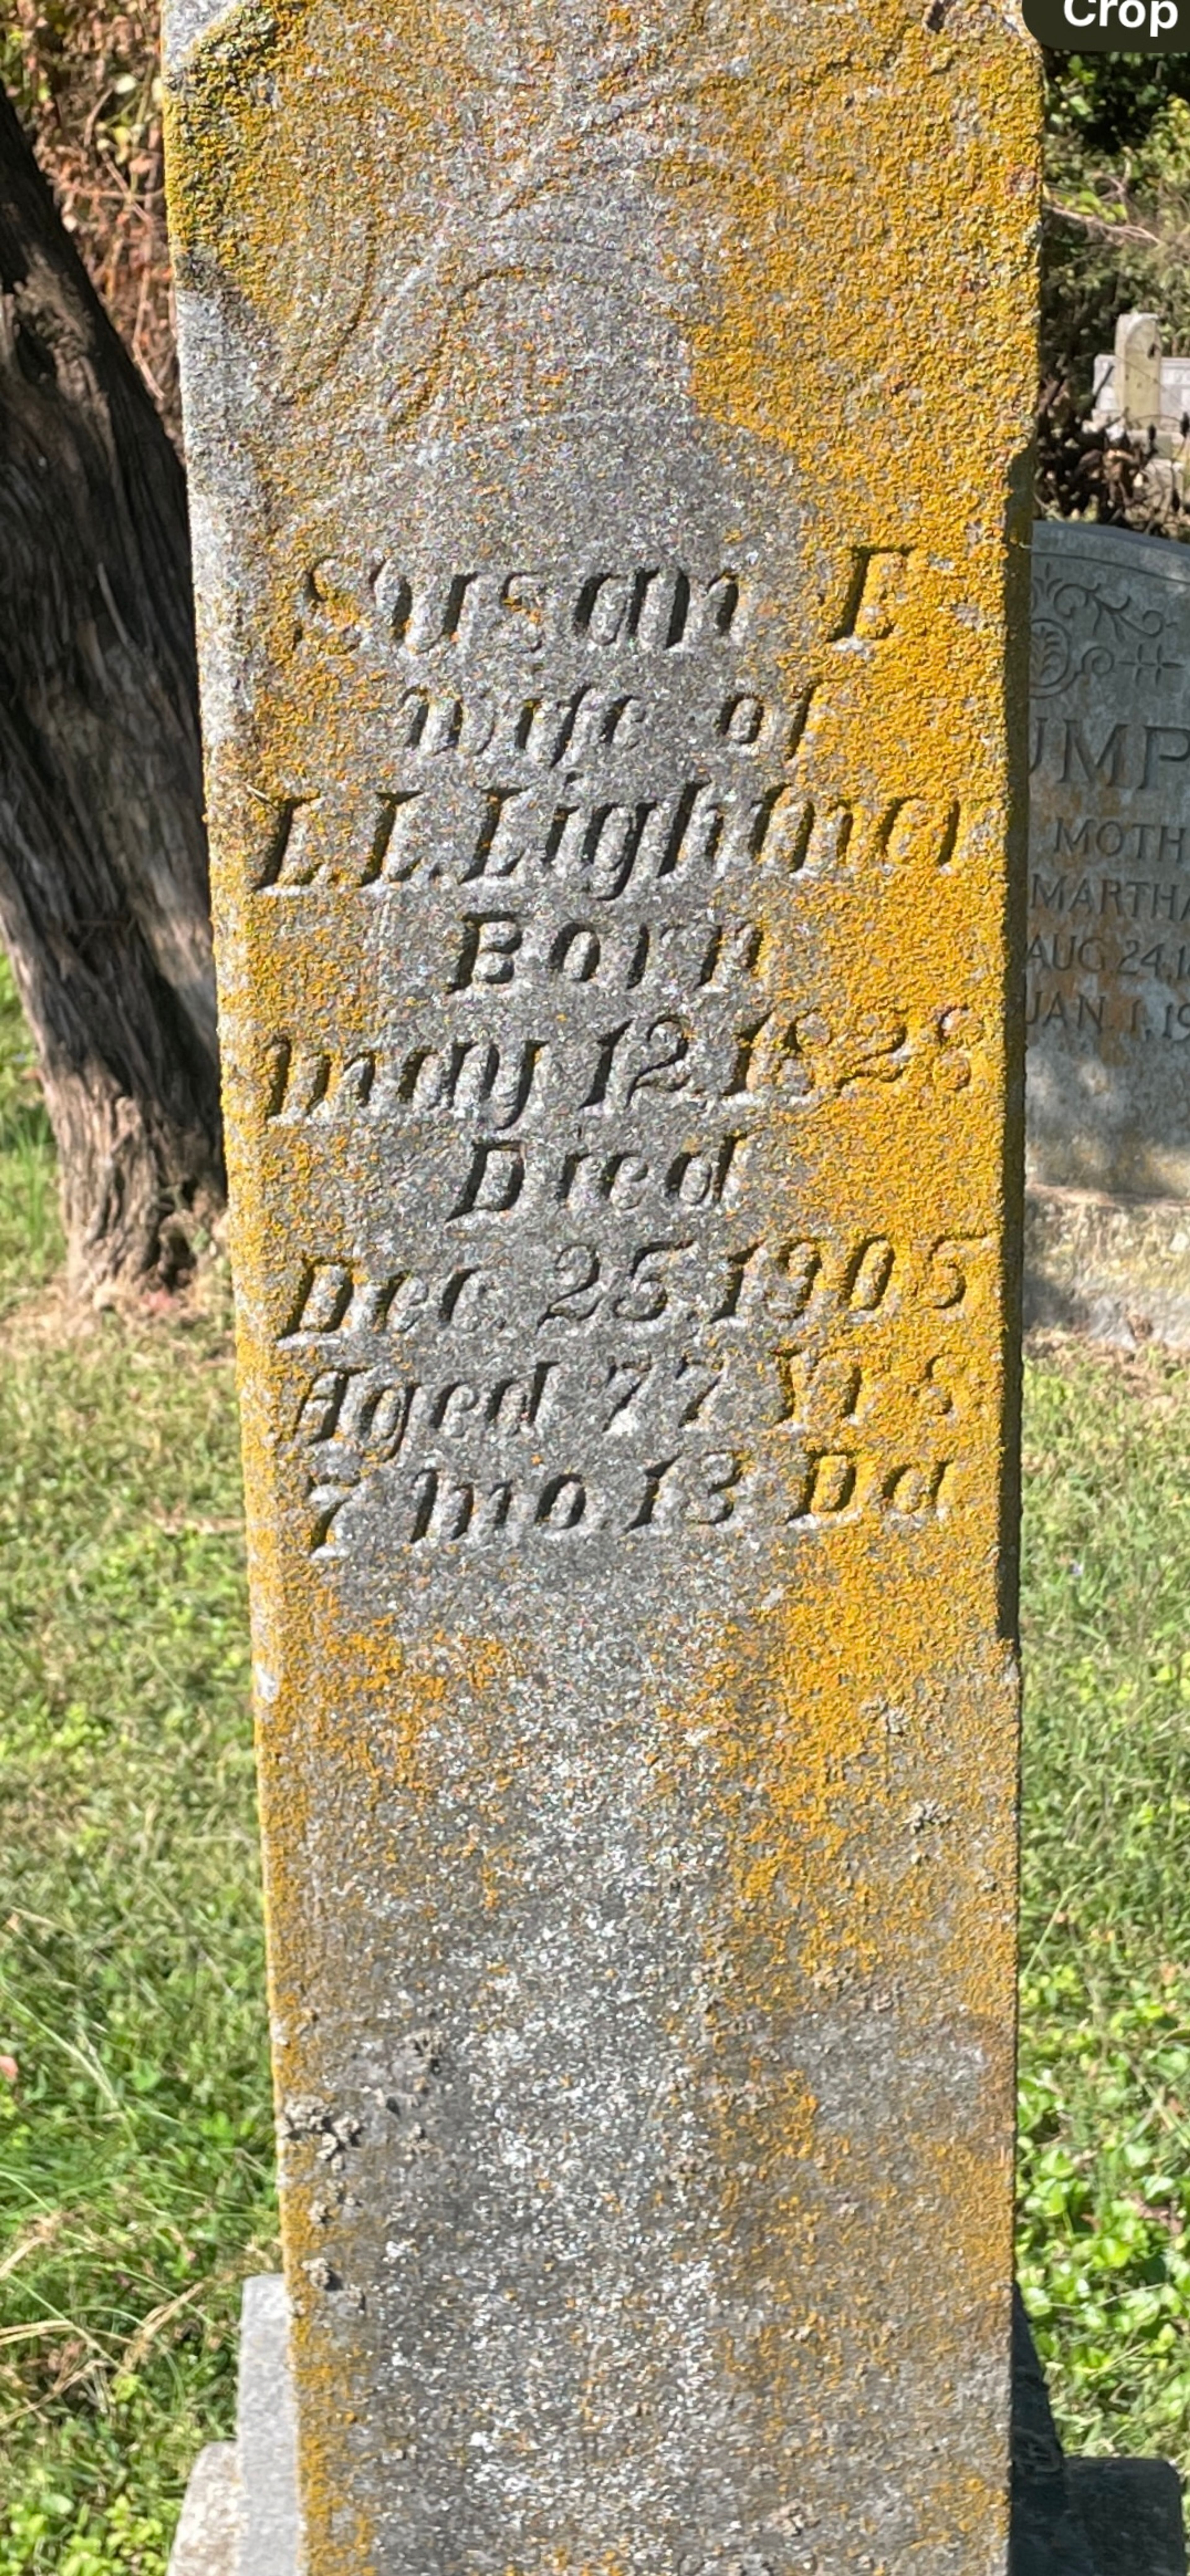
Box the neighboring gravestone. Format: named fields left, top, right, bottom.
left=1114, top=312, right=1163, bottom=439
left=1028, top=522, right=1190, bottom=1341
left=163, top=3, right=1040, bottom=2569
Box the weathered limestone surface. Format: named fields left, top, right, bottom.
left=163, top=5, right=1040, bottom=2568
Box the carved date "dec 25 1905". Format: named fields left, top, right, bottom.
left=277, top=1228, right=989, bottom=1551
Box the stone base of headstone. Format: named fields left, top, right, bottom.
left=169, top=2277, right=1181, bottom=2576
left=1066, top=2460, right=1187, bottom=2576
left=1011, top=2450, right=1185, bottom=2576
left=165, top=2444, right=239, bottom=2576
left=1010, top=2287, right=1186, bottom=2576
left=167, top=2277, right=300, bottom=2576
left=1025, top=1185, right=1190, bottom=1349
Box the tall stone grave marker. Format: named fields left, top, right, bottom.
left=1030, top=520, right=1190, bottom=1190
left=1114, top=312, right=1163, bottom=439
left=1029, top=522, right=1190, bottom=1340
left=164, top=5, right=1040, bottom=2568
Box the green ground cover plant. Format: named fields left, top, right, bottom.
left=0, top=968, right=62, bottom=1320
left=0, top=958, right=275, bottom=2574
left=1018, top=1344, right=1190, bottom=2462
left=1, top=946, right=1190, bottom=2563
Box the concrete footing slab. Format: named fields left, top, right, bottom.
left=167, top=2278, right=300, bottom=2576
left=166, top=2444, right=239, bottom=2576
left=1025, top=1184, right=1190, bottom=1348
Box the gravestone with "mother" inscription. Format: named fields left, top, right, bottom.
left=1028, top=522, right=1190, bottom=1341
left=163, top=2, right=1040, bottom=2568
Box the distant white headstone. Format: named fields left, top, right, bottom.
left=1115, top=311, right=1163, bottom=436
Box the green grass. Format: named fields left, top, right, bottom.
left=0, top=971, right=63, bottom=1316
left=1, top=949, right=1190, bottom=2566
left=1018, top=1344, right=1190, bottom=2464
left=0, top=955, right=274, bottom=2574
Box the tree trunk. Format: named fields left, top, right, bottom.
left=0, top=82, right=222, bottom=1299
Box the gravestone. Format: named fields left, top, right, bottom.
left=1088, top=333, right=1190, bottom=450
left=163, top=2, right=1041, bottom=2569
left=1028, top=522, right=1190, bottom=1342
left=1115, top=312, right=1162, bottom=438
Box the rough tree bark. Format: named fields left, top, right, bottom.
left=0, top=82, right=222, bottom=1298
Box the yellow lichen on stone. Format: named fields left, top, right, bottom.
left=164, top=1, right=1041, bottom=2565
